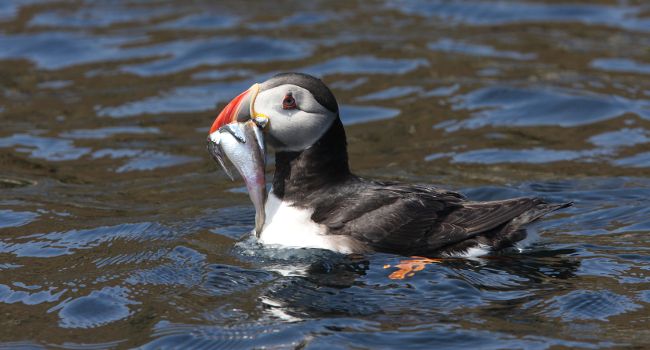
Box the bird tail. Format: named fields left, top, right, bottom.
left=509, top=200, right=573, bottom=228
left=435, top=200, right=572, bottom=257
left=494, top=200, right=573, bottom=250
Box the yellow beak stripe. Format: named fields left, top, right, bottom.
left=248, top=83, right=269, bottom=128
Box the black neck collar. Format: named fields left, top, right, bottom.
left=271, top=117, right=351, bottom=201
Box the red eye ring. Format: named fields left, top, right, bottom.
left=282, top=93, right=297, bottom=109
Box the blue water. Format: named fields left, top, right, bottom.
left=0, top=0, right=649, bottom=348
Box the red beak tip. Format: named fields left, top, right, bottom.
left=209, top=89, right=250, bottom=135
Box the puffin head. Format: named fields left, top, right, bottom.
left=209, top=73, right=339, bottom=152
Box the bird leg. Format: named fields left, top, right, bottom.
left=384, top=256, right=443, bottom=280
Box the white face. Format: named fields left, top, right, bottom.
left=253, top=84, right=337, bottom=152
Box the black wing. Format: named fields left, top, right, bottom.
left=307, top=179, right=466, bottom=254
left=307, top=178, right=551, bottom=255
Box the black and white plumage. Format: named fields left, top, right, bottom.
left=209, top=72, right=571, bottom=257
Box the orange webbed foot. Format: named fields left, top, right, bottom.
left=384, top=256, right=443, bottom=280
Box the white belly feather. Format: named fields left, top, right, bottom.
left=258, top=193, right=355, bottom=254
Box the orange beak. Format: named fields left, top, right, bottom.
left=209, top=88, right=251, bottom=135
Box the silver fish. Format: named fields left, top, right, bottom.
left=207, top=120, right=266, bottom=236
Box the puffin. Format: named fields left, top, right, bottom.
left=208, top=72, right=571, bottom=257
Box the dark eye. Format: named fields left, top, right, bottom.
left=282, top=93, right=296, bottom=109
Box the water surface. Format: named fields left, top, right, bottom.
left=1, top=0, right=649, bottom=348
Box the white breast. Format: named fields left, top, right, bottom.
left=258, top=193, right=355, bottom=254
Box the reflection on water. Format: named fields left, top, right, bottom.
left=121, top=37, right=312, bottom=77
left=1, top=0, right=649, bottom=348
left=445, top=86, right=648, bottom=130
left=591, top=58, right=650, bottom=75
left=302, top=56, right=429, bottom=76
left=428, top=39, right=536, bottom=60
left=388, top=0, right=650, bottom=31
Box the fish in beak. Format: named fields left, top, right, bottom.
left=207, top=84, right=268, bottom=236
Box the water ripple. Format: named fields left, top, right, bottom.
left=0, top=283, right=65, bottom=305
left=340, top=105, right=401, bottom=125
left=60, top=127, right=160, bottom=140
left=0, top=32, right=146, bottom=70
left=0, top=222, right=171, bottom=258
left=96, top=80, right=253, bottom=118
left=0, top=134, right=91, bottom=161
left=122, top=37, right=312, bottom=77
left=29, top=4, right=173, bottom=28
left=589, top=128, right=650, bottom=148
left=577, top=258, right=632, bottom=278
left=125, top=246, right=206, bottom=288
left=142, top=319, right=374, bottom=350
left=0, top=210, right=39, bottom=229
left=302, top=56, right=429, bottom=76
left=201, top=264, right=275, bottom=296
left=388, top=0, right=650, bottom=32
left=429, top=39, right=536, bottom=60
left=443, top=86, right=647, bottom=131
left=542, top=290, right=641, bottom=321
left=56, top=286, right=137, bottom=329
left=591, top=58, right=650, bottom=75
left=158, top=13, right=240, bottom=30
